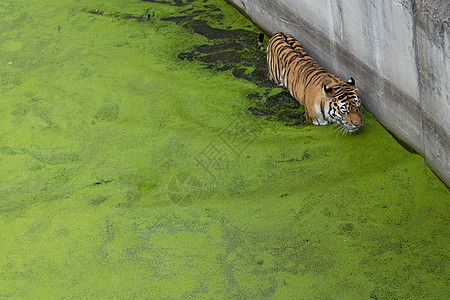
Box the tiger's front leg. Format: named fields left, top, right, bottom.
left=306, top=104, right=329, bottom=125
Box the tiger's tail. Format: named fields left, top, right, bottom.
left=257, top=32, right=265, bottom=50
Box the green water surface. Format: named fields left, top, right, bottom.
left=0, top=0, right=448, bottom=298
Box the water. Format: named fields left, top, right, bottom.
left=0, top=0, right=448, bottom=298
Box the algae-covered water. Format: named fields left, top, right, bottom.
left=0, top=0, right=448, bottom=298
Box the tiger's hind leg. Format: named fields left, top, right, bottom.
left=274, top=67, right=286, bottom=87
left=267, top=65, right=285, bottom=87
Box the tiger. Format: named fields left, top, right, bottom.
left=261, top=32, right=362, bottom=132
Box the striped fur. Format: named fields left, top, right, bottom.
left=266, top=32, right=362, bottom=132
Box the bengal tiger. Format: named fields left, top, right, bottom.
left=261, top=32, right=362, bottom=132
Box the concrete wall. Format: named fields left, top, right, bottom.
left=228, top=0, right=450, bottom=186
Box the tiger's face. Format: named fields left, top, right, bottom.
left=324, top=77, right=362, bottom=132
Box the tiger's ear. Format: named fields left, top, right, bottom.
left=323, top=85, right=333, bottom=97
left=347, top=77, right=356, bottom=87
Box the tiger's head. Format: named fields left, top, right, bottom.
left=323, top=77, right=362, bottom=132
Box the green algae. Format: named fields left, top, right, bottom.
left=0, top=0, right=449, bottom=298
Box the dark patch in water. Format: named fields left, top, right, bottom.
left=160, top=4, right=268, bottom=85
left=92, top=179, right=114, bottom=186
left=143, top=0, right=195, bottom=7
left=163, top=16, right=240, bottom=40
left=248, top=91, right=305, bottom=126
left=87, top=9, right=153, bottom=21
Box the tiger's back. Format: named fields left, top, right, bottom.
left=266, top=32, right=362, bottom=132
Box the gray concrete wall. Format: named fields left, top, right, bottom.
left=228, top=0, right=450, bottom=186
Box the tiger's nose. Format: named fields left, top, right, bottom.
left=350, top=112, right=362, bottom=127
left=349, top=112, right=362, bottom=127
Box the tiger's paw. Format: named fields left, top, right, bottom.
left=312, top=119, right=329, bottom=126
